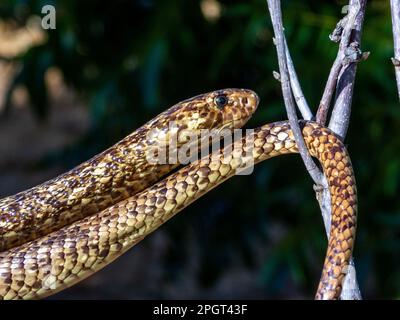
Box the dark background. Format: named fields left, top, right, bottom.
left=0, top=0, right=398, bottom=299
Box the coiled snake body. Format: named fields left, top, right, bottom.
left=0, top=89, right=357, bottom=300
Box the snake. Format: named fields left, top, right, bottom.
left=0, top=89, right=258, bottom=252
left=0, top=89, right=357, bottom=300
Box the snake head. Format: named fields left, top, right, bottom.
left=170, top=88, right=259, bottom=132
left=145, top=88, right=258, bottom=150
left=204, top=88, right=259, bottom=130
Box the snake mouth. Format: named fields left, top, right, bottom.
left=217, top=116, right=249, bottom=132
left=218, top=120, right=236, bottom=133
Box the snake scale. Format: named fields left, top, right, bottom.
left=0, top=89, right=357, bottom=300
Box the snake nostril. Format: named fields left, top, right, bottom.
left=242, top=97, right=248, bottom=105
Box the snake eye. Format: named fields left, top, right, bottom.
left=214, top=94, right=228, bottom=109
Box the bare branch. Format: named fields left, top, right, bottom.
left=284, top=38, right=313, bottom=120
left=329, top=0, right=367, bottom=139
left=316, top=57, right=342, bottom=125
left=273, top=36, right=313, bottom=120
left=267, top=0, right=323, bottom=186
left=390, top=0, right=400, bottom=101
left=316, top=2, right=360, bottom=125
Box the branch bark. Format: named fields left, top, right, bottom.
left=390, top=0, right=400, bottom=101
left=329, top=0, right=367, bottom=140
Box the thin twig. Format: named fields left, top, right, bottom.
left=316, top=57, right=342, bottom=125
left=273, top=40, right=313, bottom=120
left=390, top=0, right=400, bottom=101
left=284, top=38, right=313, bottom=120
left=267, top=0, right=323, bottom=186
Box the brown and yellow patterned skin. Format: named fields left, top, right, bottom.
left=0, top=89, right=259, bottom=252
left=0, top=120, right=356, bottom=300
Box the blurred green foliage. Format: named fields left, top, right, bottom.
left=0, top=0, right=399, bottom=298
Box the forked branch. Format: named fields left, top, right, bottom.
left=267, top=0, right=323, bottom=186
left=266, top=0, right=366, bottom=299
